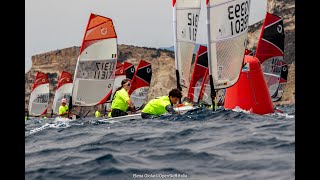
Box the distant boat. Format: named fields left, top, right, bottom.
left=52, top=71, right=73, bottom=115
left=188, top=45, right=226, bottom=106
left=172, top=0, right=201, bottom=91
left=205, top=0, right=251, bottom=109
left=188, top=45, right=208, bottom=103
left=254, top=12, right=287, bottom=102
left=71, top=13, right=118, bottom=109
left=28, top=72, right=49, bottom=116
left=128, top=60, right=152, bottom=110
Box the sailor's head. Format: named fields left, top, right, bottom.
left=169, top=88, right=182, bottom=104
left=122, top=78, right=131, bottom=90
left=61, top=98, right=67, bottom=105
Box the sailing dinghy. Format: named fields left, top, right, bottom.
left=188, top=45, right=226, bottom=107
left=128, top=60, right=152, bottom=110
left=205, top=0, right=251, bottom=109
left=172, top=0, right=201, bottom=91
left=254, top=12, right=287, bottom=102
left=52, top=71, right=73, bottom=115
left=28, top=72, right=49, bottom=116
left=70, top=13, right=118, bottom=118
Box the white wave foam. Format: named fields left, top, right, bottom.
left=231, top=106, right=252, bottom=114
left=29, top=118, right=74, bottom=134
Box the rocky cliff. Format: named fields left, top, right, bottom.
left=25, top=0, right=295, bottom=115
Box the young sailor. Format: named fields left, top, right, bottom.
left=109, top=78, right=135, bottom=117
left=141, top=88, right=182, bottom=119
left=95, top=105, right=103, bottom=118
left=59, top=98, right=69, bottom=118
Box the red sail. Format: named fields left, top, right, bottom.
left=188, top=45, right=208, bottom=102
left=115, top=61, right=125, bottom=76
left=128, top=60, right=152, bottom=95
left=255, top=12, right=284, bottom=64
left=56, top=71, right=73, bottom=90
left=32, top=72, right=49, bottom=91
left=124, top=62, right=135, bottom=80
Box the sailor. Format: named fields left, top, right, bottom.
left=95, top=105, right=103, bottom=118
left=59, top=98, right=69, bottom=118
left=110, top=78, right=135, bottom=117
left=141, top=88, right=182, bottom=119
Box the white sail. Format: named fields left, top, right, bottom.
left=206, top=0, right=250, bottom=89
left=173, top=0, right=201, bottom=89
left=28, top=72, right=49, bottom=116
left=72, top=13, right=117, bottom=106
left=248, top=0, right=267, bottom=25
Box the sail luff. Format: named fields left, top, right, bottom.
left=172, top=1, right=181, bottom=91
left=205, top=0, right=217, bottom=109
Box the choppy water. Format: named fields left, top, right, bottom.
left=25, top=105, right=295, bottom=180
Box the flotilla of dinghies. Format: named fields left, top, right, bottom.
left=27, top=3, right=290, bottom=120
left=52, top=71, right=73, bottom=116
left=254, top=12, right=287, bottom=102
left=70, top=13, right=118, bottom=117
left=128, top=60, right=152, bottom=110
left=28, top=72, right=50, bottom=117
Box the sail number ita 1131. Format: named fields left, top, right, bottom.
left=228, top=0, right=250, bottom=36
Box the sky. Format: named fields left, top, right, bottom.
left=25, top=0, right=267, bottom=72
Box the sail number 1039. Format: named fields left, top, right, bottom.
left=228, top=1, right=250, bottom=36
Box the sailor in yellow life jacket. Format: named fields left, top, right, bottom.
left=109, top=78, right=135, bottom=117
left=59, top=98, right=69, bottom=117
left=141, top=88, right=182, bottom=119
left=95, top=105, right=103, bottom=118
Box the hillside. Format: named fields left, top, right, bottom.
left=25, top=0, right=295, bottom=115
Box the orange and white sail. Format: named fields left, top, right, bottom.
left=28, top=72, right=49, bottom=116
left=72, top=13, right=118, bottom=106
left=173, top=0, right=201, bottom=90
left=52, top=71, right=73, bottom=114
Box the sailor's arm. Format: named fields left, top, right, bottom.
left=165, top=105, right=179, bottom=114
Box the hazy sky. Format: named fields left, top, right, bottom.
left=25, top=0, right=267, bottom=72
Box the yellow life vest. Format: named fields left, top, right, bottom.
left=111, top=88, right=130, bottom=112
left=142, top=96, right=171, bottom=116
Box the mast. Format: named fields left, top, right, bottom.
left=205, top=0, right=216, bottom=111
left=172, top=0, right=182, bottom=92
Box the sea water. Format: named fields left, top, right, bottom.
left=25, top=105, right=295, bottom=180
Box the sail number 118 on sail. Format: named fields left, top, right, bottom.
left=228, top=0, right=250, bottom=36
